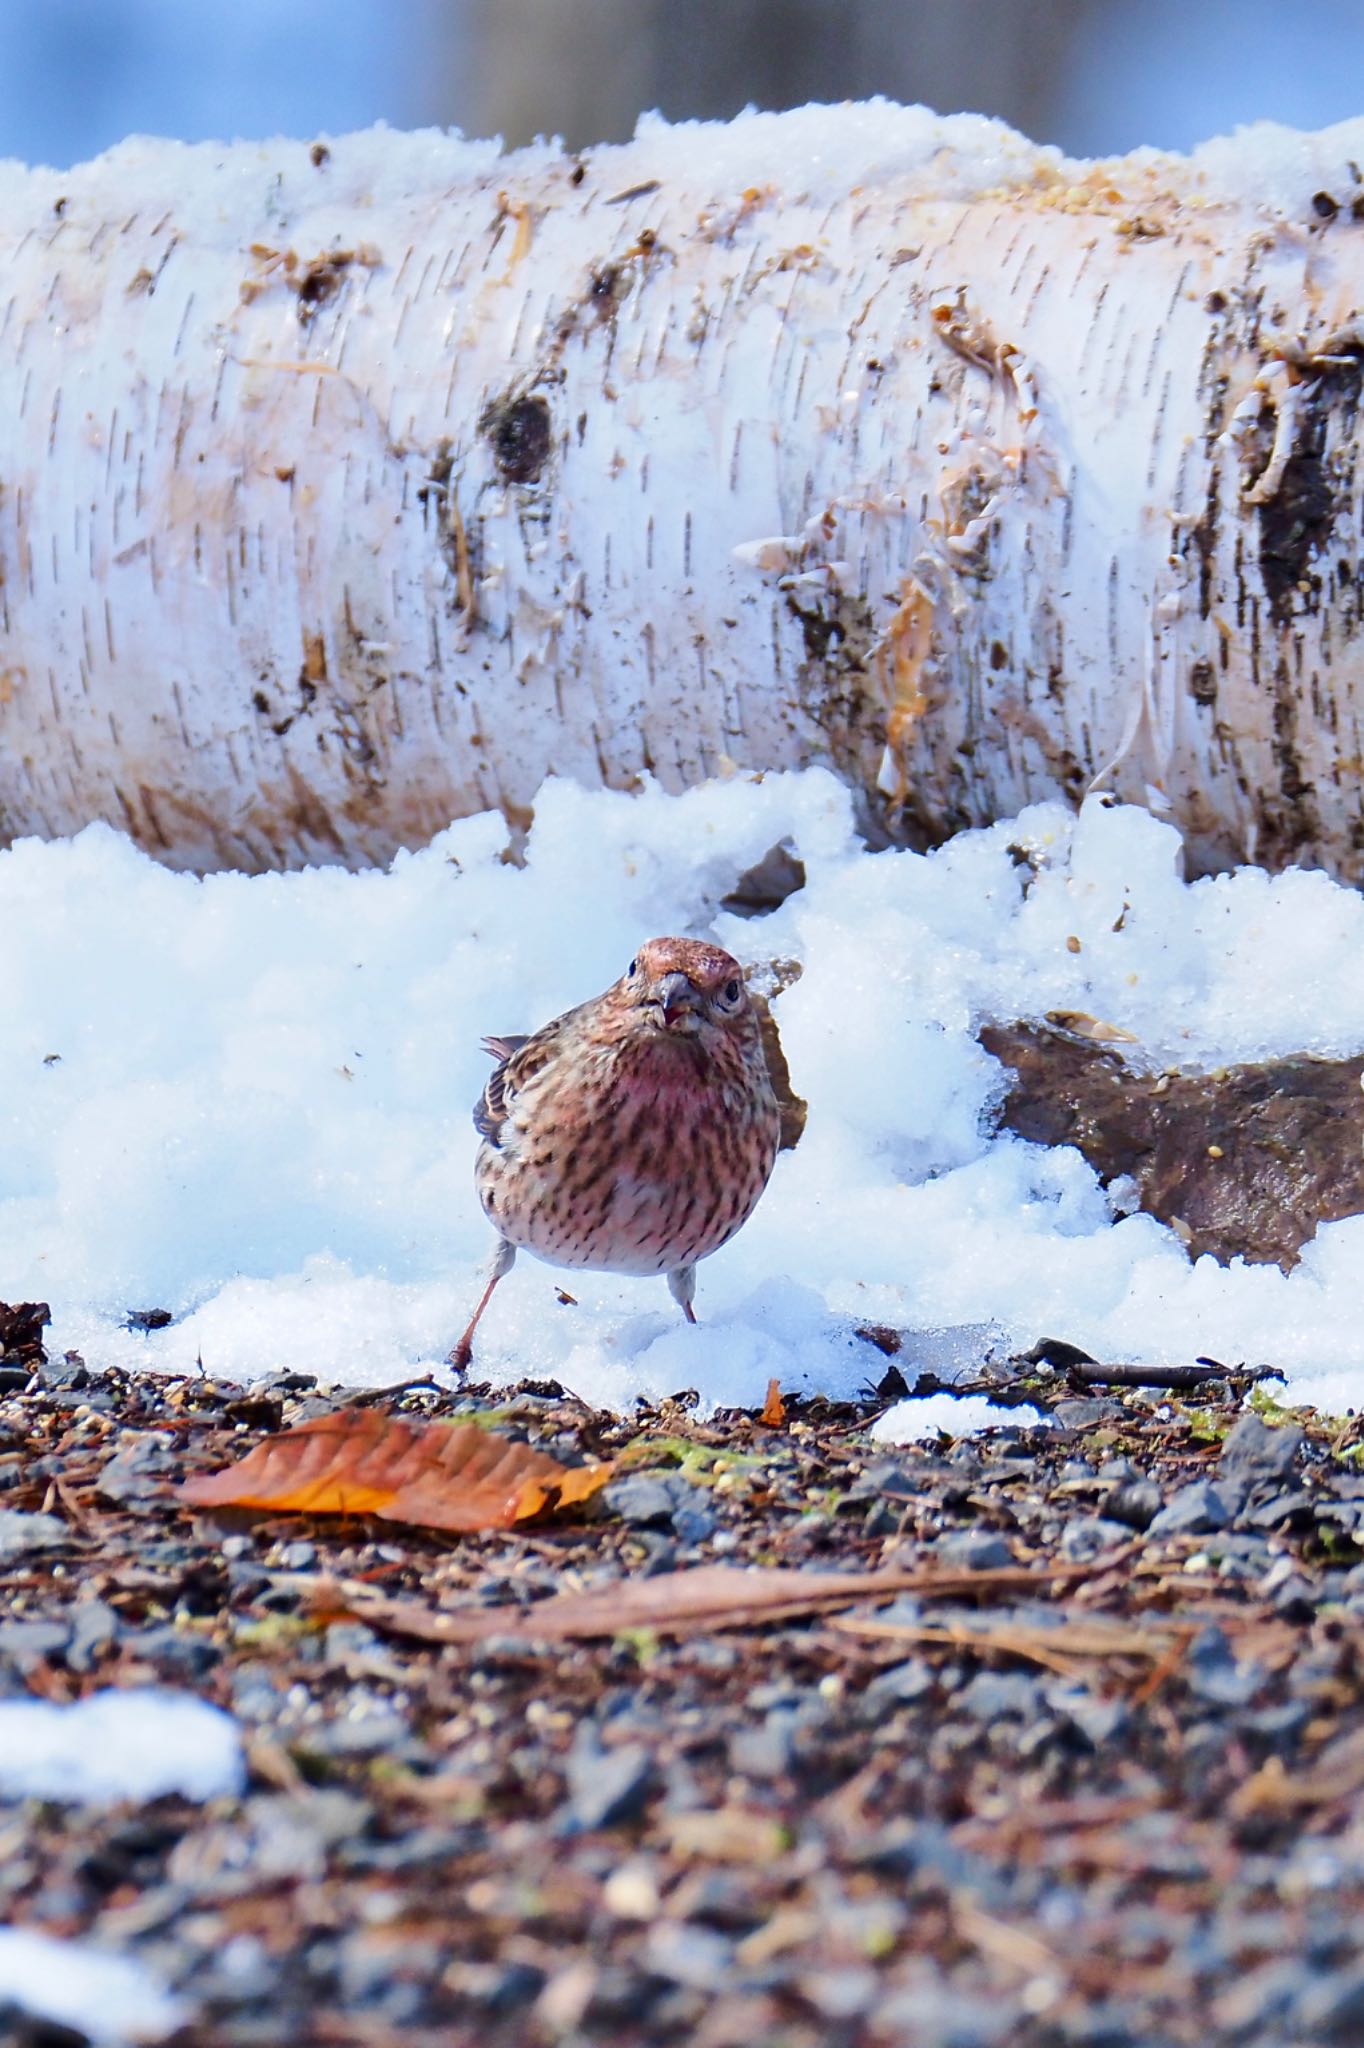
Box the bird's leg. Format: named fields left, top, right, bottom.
left=450, top=1238, right=516, bottom=1371
left=667, top=1263, right=698, bottom=1325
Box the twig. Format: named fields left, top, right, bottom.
left=1022, top=1339, right=1279, bottom=1392
left=1061, top=1360, right=1276, bottom=1391
left=342, top=1376, right=447, bottom=1407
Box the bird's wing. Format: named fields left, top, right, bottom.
left=473, top=1017, right=570, bottom=1145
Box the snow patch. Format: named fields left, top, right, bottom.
left=6, top=100, right=1363, bottom=230
left=1187, top=114, right=1364, bottom=217
left=871, top=1395, right=1052, bottom=1444
left=8, top=770, right=1364, bottom=1418
left=0, top=1689, right=245, bottom=1804
left=0, top=1930, right=183, bottom=2045
left=631, top=100, right=1064, bottom=204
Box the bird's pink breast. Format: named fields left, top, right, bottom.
left=476, top=1026, right=778, bottom=1279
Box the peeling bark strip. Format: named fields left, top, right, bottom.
left=5, top=108, right=1364, bottom=873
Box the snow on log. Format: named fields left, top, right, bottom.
left=3, top=102, right=1364, bottom=875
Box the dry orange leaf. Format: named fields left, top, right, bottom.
left=180, top=1408, right=613, bottom=1534
left=759, top=1377, right=787, bottom=1427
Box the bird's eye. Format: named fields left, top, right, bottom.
left=627, top=957, right=638, bottom=977
left=723, top=978, right=741, bottom=1003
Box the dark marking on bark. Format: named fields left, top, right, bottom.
left=136, top=785, right=173, bottom=851
left=784, top=585, right=943, bottom=847
left=258, top=642, right=322, bottom=739
left=589, top=264, right=628, bottom=320
left=1270, top=654, right=1315, bottom=813
left=1185, top=464, right=1220, bottom=620
left=418, top=442, right=454, bottom=499
left=296, top=264, right=343, bottom=316
left=280, top=759, right=348, bottom=858
left=295, top=248, right=368, bottom=325
left=1188, top=660, right=1217, bottom=707
left=1258, top=443, right=1335, bottom=622
left=301, top=633, right=327, bottom=691
left=1253, top=351, right=1362, bottom=624
left=418, top=438, right=485, bottom=615
left=480, top=394, right=553, bottom=486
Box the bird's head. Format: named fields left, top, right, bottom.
left=621, top=937, right=751, bottom=1038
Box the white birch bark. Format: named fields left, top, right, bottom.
left=3, top=103, right=1364, bottom=875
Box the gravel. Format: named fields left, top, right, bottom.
left=0, top=1509, right=69, bottom=1563
left=1145, top=1480, right=1232, bottom=1536
left=0, top=1349, right=1357, bottom=2045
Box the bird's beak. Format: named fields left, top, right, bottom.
left=653, top=969, right=701, bottom=1027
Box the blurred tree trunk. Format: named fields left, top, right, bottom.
left=458, top=0, right=1091, bottom=153
left=2, top=106, right=1362, bottom=876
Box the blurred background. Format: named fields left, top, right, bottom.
left=2, top=0, right=1363, bottom=168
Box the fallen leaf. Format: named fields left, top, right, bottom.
left=313, top=1558, right=1105, bottom=1645
left=1044, top=1010, right=1140, bottom=1043
left=179, top=1409, right=613, bottom=1533
left=759, top=1378, right=787, bottom=1427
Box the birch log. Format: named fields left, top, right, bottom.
left=4, top=103, right=1364, bottom=875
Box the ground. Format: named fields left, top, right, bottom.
left=0, top=1337, right=1361, bottom=2048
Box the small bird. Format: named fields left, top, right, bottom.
left=451, top=937, right=781, bottom=1369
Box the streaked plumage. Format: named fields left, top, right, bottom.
left=451, top=938, right=780, bottom=1368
